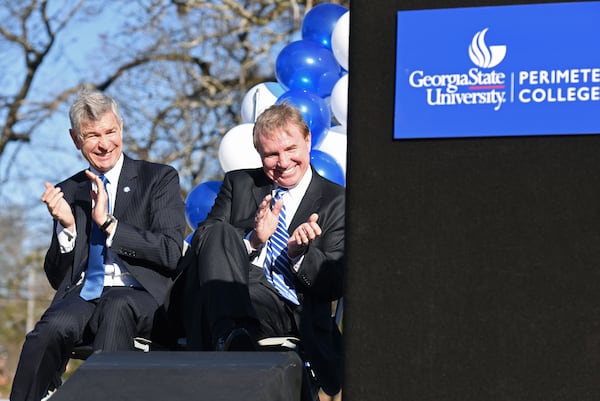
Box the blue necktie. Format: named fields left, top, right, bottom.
left=264, top=188, right=299, bottom=305
left=80, top=175, right=109, bottom=301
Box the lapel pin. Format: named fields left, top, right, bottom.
left=123, top=186, right=131, bottom=193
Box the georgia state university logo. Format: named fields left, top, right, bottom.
left=405, top=26, right=508, bottom=112
left=468, top=28, right=507, bottom=68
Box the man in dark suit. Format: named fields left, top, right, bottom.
left=10, top=90, right=186, bottom=401
left=181, top=103, right=344, bottom=397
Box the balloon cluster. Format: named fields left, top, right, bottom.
left=186, top=4, right=350, bottom=239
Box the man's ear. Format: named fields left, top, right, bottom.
left=69, top=129, right=82, bottom=150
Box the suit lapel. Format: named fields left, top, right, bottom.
left=113, top=156, right=137, bottom=219
left=73, top=179, right=92, bottom=280
left=250, top=168, right=274, bottom=211
left=289, top=172, right=323, bottom=232
left=252, top=184, right=272, bottom=208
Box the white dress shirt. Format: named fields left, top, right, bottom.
left=246, top=168, right=313, bottom=272
left=56, top=154, right=141, bottom=288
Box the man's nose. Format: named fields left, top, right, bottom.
left=277, top=153, right=290, bottom=167
left=97, top=135, right=109, bottom=148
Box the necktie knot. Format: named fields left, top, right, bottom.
left=272, top=187, right=287, bottom=207
left=99, top=175, right=110, bottom=212
left=100, top=173, right=109, bottom=192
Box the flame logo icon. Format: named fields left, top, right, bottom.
left=468, top=28, right=506, bottom=68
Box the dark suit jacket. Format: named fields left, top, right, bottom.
left=201, top=166, right=345, bottom=393
left=44, top=154, right=186, bottom=306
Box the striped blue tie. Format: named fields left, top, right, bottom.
left=264, top=188, right=299, bottom=305
left=80, top=175, right=109, bottom=301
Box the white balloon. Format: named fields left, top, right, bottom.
left=314, top=125, right=347, bottom=174
left=331, top=11, right=349, bottom=71
left=330, top=74, right=348, bottom=126
left=240, top=82, right=286, bottom=123
left=218, top=123, right=262, bottom=172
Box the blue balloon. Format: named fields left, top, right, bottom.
left=185, top=180, right=222, bottom=229
left=310, top=149, right=345, bottom=187
left=275, top=40, right=342, bottom=97
left=302, top=4, right=348, bottom=49
left=277, top=90, right=331, bottom=148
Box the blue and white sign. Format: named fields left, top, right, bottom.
left=394, top=1, right=600, bottom=139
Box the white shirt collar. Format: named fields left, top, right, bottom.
left=89, top=154, right=124, bottom=214
left=89, top=153, right=124, bottom=185
left=276, top=167, right=312, bottom=201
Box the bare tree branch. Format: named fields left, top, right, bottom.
left=0, top=0, right=349, bottom=198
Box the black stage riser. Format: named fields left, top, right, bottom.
left=51, top=351, right=302, bottom=401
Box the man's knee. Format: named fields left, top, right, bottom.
left=97, top=294, right=134, bottom=317
left=95, top=289, right=152, bottom=323
left=191, top=222, right=246, bottom=268
left=27, top=310, right=83, bottom=346
left=192, top=221, right=238, bottom=252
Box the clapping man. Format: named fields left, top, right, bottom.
left=10, top=90, right=186, bottom=401
left=181, top=103, right=344, bottom=397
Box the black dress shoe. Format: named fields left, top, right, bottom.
left=215, top=328, right=256, bottom=351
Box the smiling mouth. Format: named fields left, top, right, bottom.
left=96, top=149, right=113, bottom=157
left=277, top=165, right=297, bottom=176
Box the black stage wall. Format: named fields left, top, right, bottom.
left=345, top=1, right=600, bottom=400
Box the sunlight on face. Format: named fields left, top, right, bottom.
left=257, top=122, right=311, bottom=189
left=73, top=111, right=123, bottom=173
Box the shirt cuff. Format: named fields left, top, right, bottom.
left=290, top=254, right=305, bottom=272
left=105, top=220, right=118, bottom=247
left=56, top=223, right=76, bottom=253
left=243, top=231, right=258, bottom=255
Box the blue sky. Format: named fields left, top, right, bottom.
left=0, top=2, right=132, bottom=248
left=1, top=1, right=349, bottom=252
